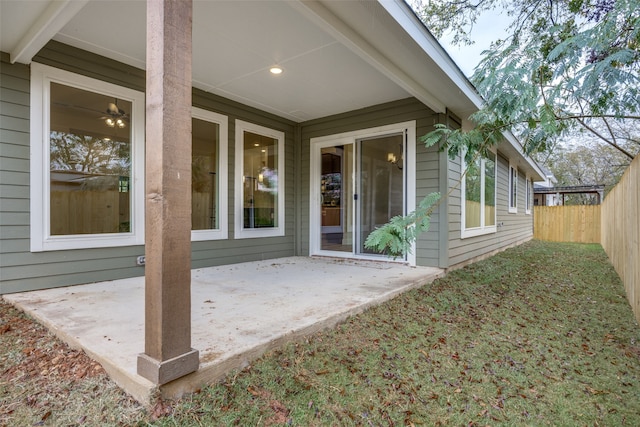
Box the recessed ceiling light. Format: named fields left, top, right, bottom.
left=269, top=66, right=283, bottom=75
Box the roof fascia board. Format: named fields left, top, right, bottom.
left=289, top=0, right=446, bottom=113
left=503, top=131, right=546, bottom=180
left=10, top=0, right=89, bottom=64
left=378, top=1, right=545, bottom=180
left=378, top=0, right=484, bottom=110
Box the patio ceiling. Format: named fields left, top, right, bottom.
left=1, top=0, right=482, bottom=123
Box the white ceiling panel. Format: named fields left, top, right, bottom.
left=0, top=1, right=51, bottom=52
left=1, top=0, right=481, bottom=123
left=193, top=0, right=335, bottom=64
left=54, top=0, right=147, bottom=70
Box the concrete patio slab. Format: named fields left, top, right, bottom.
left=3, top=257, right=443, bottom=404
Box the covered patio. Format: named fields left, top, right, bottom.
left=1, top=0, right=467, bottom=400
left=3, top=257, right=443, bottom=404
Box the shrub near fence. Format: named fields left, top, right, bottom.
left=534, top=205, right=601, bottom=243
left=601, top=154, right=640, bottom=324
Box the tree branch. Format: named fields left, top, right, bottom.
left=575, top=118, right=636, bottom=159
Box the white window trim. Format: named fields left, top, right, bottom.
left=308, top=121, right=417, bottom=266
left=460, top=150, right=497, bottom=239
left=234, top=120, right=285, bottom=239
left=30, top=63, right=145, bottom=252
left=525, top=176, right=532, bottom=215
left=508, top=162, right=518, bottom=213
left=191, top=107, right=228, bottom=241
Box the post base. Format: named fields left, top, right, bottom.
left=137, top=348, right=199, bottom=385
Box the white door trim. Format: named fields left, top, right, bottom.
left=309, top=121, right=416, bottom=265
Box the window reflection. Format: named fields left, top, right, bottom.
left=192, top=118, right=219, bottom=230
left=243, top=131, right=277, bottom=228
left=464, top=152, right=496, bottom=230
left=49, top=83, right=131, bottom=235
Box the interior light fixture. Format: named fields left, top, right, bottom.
left=387, top=143, right=404, bottom=170
left=104, top=99, right=127, bottom=128
left=106, top=118, right=126, bottom=128
left=269, top=66, right=283, bottom=75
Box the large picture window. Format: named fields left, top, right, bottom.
left=49, top=83, right=132, bottom=235
left=30, top=64, right=145, bottom=251
left=191, top=108, right=228, bottom=241
left=234, top=121, right=285, bottom=238
left=461, top=151, right=496, bottom=238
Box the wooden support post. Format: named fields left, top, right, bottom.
left=137, top=0, right=198, bottom=385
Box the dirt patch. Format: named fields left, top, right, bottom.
left=1, top=316, right=105, bottom=383
left=0, top=299, right=145, bottom=426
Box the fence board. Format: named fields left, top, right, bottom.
left=50, top=191, right=128, bottom=234
left=534, top=205, right=601, bottom=243
left=601, top=154, right=640, bottom=324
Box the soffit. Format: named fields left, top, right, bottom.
left=1, top=0, right=478, bottom=123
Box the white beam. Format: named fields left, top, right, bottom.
left=10, top=0, right=88, bottom=64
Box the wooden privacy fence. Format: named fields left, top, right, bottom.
left=534, top=205, right=601, bottom=243
left=51, top=190, right=129, bottom=235
left=601, top=154, right=640, bottom=324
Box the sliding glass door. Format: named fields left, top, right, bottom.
left=320, top=145, right=353, bottom=252
left=357, top=134, right=404, bottom=255
left=317, top=132, right=405, bottom=259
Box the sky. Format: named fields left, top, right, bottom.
left=435, top=9, right=511, bottom=77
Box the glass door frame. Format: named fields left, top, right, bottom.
left=355, top=133, right=406, bottom=258
left=309, top=121, right=417, bottom=265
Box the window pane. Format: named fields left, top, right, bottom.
left=484, top=153, right=496, bottom=226
left=192, top=118, right=219, bottom=230
left=49, top=83, right=131, bottom=235
left=465, top=157, right=481, bottom=228
left=243, top=131, right=277, bottom=228
left=359, top=134, right=404, bottom=255
left=510, top=166, right=517, bottom=208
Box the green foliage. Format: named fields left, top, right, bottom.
left=533, top=136, right=635, bottom=199
left=369, top=0, right=639, bottom=259
left=414, top=0, right=640, bottom=159
left=364, top=125, right=445, bottom=259
left=364, top=192, right=441, bottom=259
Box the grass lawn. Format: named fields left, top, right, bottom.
left=2, top=240, right=640, bottom=426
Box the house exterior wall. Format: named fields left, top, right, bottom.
left=0, top=42, right=297, bottom=294
left=1, top=40, right=538, bottom=293
left=298, top=98, right=442, bottom=267
left=447, top=151, right=534, bottom=268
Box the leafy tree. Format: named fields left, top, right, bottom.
left=534, top=132, right=636, bottom=204
left=366, top=0, right=639, bottom=255
left=50, top=131, right=130, bottom=190
left=50, top=131, right=130, bottom=175
left=413, top=0, right=639, bottom=160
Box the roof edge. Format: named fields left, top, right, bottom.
left=379, top=0, right=545, bottom=180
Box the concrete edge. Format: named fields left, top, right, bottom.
left=3, top=267, right=445, bottom=405
left=160, top=269, right=445, bottom=400
left=2, top=295, right=157, bottom=406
